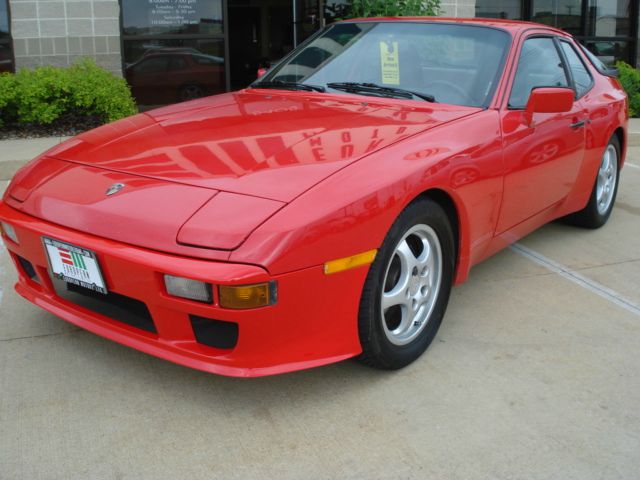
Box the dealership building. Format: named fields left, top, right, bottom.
left=0, top=0, right=638, bottom=106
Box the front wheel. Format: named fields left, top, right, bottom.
left=357, top=198, right=455, bottom=370
left=565, top=135, right=620, bottom=228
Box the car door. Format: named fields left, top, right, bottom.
left=496, top=35, right=588, bottom=233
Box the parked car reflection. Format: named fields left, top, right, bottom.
left=125, top=50, right=225, bottom=105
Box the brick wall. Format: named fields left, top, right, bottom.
left=9, top=0, right=122, bottom=75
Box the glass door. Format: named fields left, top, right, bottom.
left=0, top=0, right=13, bottom=73
left=583, top=0, right=632, bottom=65
left=531, top=0, right=583, bottom=35
left=531, top=0, right=636, bottom=65
left=228, top=0, right=294, bottom=90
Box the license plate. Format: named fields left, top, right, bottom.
left=43, top=237, right=108, bottom=294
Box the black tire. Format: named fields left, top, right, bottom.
left=564, top=135, right=621, bottom=229
left=357, top=197, right=455, bottom=370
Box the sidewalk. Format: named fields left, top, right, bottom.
left=0, top=136, right=69, bottom=180
left=629, top=117, right=640, bottom=145
left=1, top=119, right=640, bottom=181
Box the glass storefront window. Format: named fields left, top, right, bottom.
left=0, top=0, right=8, bottom=38
left=0, top=43, right=12, bottom=72
left=123, top=38, right=225, bottom=105
left=297, top=0, right=323, bottom=44
left=475, top=0, right=523, bottom=19
left=586, top=0, right=630, bottom=36
left=0, top=0, right=13, bottom=73
left=324, top=0, right=350, bottom=24
left=124, top=38, right=225, bottom=67
left=121, top=0, right=226, bottom=106
left=584, top=39, right=629, bottom=65
left=122, top=0, right=223, bottom=36
left=532, top=0, right=583, bottom=35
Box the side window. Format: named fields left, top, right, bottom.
left=170, top=56, right=187, bottom=71
left=509, top=37, right=569, bottom=109
left=560, top=41, right=593, bottom=98
left=134, top=57, right=170, bottom=74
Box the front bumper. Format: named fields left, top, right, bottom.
left=0, top=201, right=366, bottom=377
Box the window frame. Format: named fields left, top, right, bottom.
left=556, top=38, right=594, bottom=100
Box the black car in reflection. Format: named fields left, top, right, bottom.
left=125, top=51, right=225, bottom=105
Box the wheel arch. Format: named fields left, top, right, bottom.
left=414, top=187, right=468, bottom=285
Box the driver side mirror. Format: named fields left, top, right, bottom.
left=524, top=87, right=575, bottom=127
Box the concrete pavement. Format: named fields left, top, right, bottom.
left=0, top=152, right=639, bottom=479
left=0, top=136, right=69, bottom=181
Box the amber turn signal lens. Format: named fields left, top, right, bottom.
left=324, top=249, right=377, bottom=275
left=219, top=282, right=277, bottom=309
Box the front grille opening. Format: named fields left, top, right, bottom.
left=16, top=255, right=39, bottom=282
left=52, top=275, right=156, bottom=333
left=189, top=315, right=238, bottom=350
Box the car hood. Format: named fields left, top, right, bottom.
left=44, top=90, right=479, bottom=202
left=5, top=91, right=479, bottom=254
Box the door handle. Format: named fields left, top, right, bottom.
left=570, top=120, right=586, bottom=129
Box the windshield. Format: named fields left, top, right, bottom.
left=256, top=22, right=511, bottom=108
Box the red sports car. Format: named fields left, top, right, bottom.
left=0, top=18, right=627, bottom=377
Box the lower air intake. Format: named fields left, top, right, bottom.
left=189, top=315, right=238, bottom=350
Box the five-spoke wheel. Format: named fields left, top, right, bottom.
left=381, top=225, right=442, bottom=346
left=357, top=198, right=454, bottom=370
left=565, top=135, right=620, bottom=228
left=596, top=143, right=618, bottom=215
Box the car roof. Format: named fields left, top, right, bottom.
left=338, top=16, right=569, bottom=36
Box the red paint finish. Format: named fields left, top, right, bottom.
left=177, top=193, right=285, bottom=250
left=43, top=92, right=475, bottom=202
left=0, top=18, right=628, bottom=376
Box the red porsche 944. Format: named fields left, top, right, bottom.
left=0, top=18, right=627, bottom=377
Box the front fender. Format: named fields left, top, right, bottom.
left=232, top=110, right=504, bottom=284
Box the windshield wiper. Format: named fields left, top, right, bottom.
left=327, top=82, right=435, bottom=102
left=253, top=80, right=325, bottom=93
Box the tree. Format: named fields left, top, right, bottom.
left=343, top=0, right=440, bottom=18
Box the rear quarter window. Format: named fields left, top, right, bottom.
left=560, top=41, right=593, bottom=98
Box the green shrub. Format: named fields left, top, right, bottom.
left=13, top=65, right=73, bottom=124
left=67, top=58, right=137, bottom=122
left=0, top=58, right=137, bottom=128
left=0, top=73, right=18, bottom=127
left=615, top=61, right=640, bottom=117
left=344, top=0, right=440, bottom=18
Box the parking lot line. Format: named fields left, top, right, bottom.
left=510, top=243, right=640, bottom=316
left=627, top=162, right=640, bottom=169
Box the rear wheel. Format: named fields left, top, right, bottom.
left=357, top=198, right=455, bottom=370
left=179, top=84, right=205, bottom=101
left=565, top=135, right=620, bottom=228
